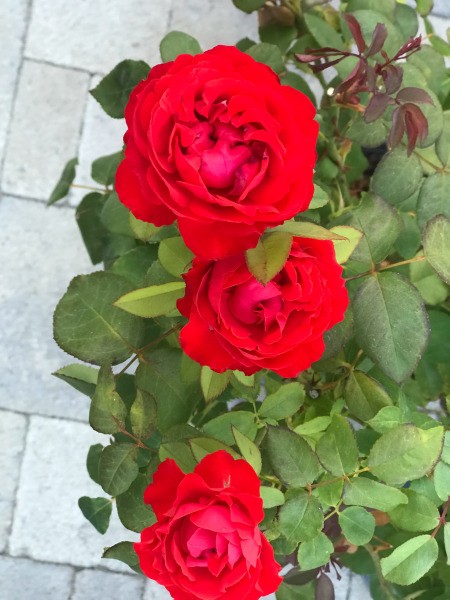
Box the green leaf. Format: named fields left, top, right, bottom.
left=434, top=460, right=450, bottom=501
left=86, top=444, right=103, bottom=485
left=203, top=411, right=257, bottom=446
left=304, top=13, right=344, bottom=51
left=98, top=443, right=139, bottom=496
left=343, top=477, right=408, bottom=512
left=333, top=194, right=401, bottom=268
left=347, top=116, right=386, bottom=148
left=200, top=367, right=230, bottom=402
left=266, top=427, right=322, bottom=487
left=415, top=0, right=434, bottom=17
left=436, top=111, right=450, bottom=166
left=89, top=365, right=127, bottom=434
left=136, top=348, right=199, bottom=431
left=246, top=43, right=284, bottom=74
left=260, top=486, right=285, bottom=509
left=232, top=0, right=265, bottom=13
left=100, top=192, right=134, bottom=236
left=423, top=216, right=450, bottom=284
left=315, top=415, right=358, bottom=476
left=339, top=507, right=375, bottom=546
left=54, top=272, right=144, bottom=365
left=48, top=158, right=78, bottom=205
left=279, top=492, right=324, bottom=542
left=442, top=431, right=450, bottom=465
left=259, top=382, right=304, bottom=420
left=331, top=226, right=363, bottom=265
left=114, top=281, right=185, bottom=318
left=158, top=237, right=194, bottom=279
left=159, top=442, right=197, bottom=473
left=294, top=416, right=331, bottom=436
left=245, top=232, right=292, bottom=285
left=345, top=371, right=393, bottom=422
left=102, top=541, right=142, bottom=574
left=372, top=149, right=422, bottom=205
left=116, top=474, right=155, bottom=532
left=395, top=4, right=419, bottom=39
left=78, top=496, right=112, bottom=534
left=159, top=31, right=202, bottom=62
left=274, top=220, right=346, bottom=241
left=232, top=427, right=262, bottom=475
left=91, top=151, right=122, bottom=186
left=417, top=173, right=450, bottom=230
left=310, top=184, right=329, bottom=209
left=389, top=490, right=440, bottom=532
left=444, top=523, right=450, bottom=565
left=410, top=255, right=449, bottom=304
left=90, top=60, right=150, bottom=118
left=297, top=532, right=333, bottom=570
left=353, top=272, right=429, bottom=383
left=112, top=246, right=158, bottom=287
left=129, top=214, right=158, bottom=242
left=53, top=363, right=98, bottom=397
left=381, top=535, right=438, bottom=585
left=367, top=406, right=402, bottom=433
left=346, top=0, right=395, bottom=18
left=189, top=437, right=239, bottom=462
left=280, top=72, right=316, bottom=107
left=316, top=476, right=344, bottom=508
left=75, top=193, right=108, bottom=264
left=130, top=390, right=157, bottom=440
left=321, top=309, right=354, bottom=361
left=368, top=424, right=444, bottom=485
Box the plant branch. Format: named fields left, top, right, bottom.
left=431, top=495, right=450, bottom=538
left=71, top=183, right=107, bottom=192
left=364, top=543, right=396, bottom=600
left=117, top=325, right=182, bottom=376
left=346, top=255, right=426, bottom=282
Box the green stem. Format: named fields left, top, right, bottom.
left=364, top=544, right=396, bottom=600
left=346, top=255, right=426, bottom=282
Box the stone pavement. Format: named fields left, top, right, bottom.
left=1, top=1, right=448, bottom=599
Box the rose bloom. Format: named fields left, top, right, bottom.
left=135, top=451, right=281, bottom=600
left=116, top=45, right=318, bottom=259
left=177, top=237, right=348, bottom=377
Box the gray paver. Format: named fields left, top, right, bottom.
left=72, top=568, right=144, bottom=600
left=0, top=555, right=73, bottom=600
left=0, top=410, right=27, bottom=553
left=69, top=74, right=126, bottom=207
left=25, top=0, right=171, bottom=74
left=0, top=0, right=28, bottom=167
left=2, top=60, right=89, bottom=200
left=9, top=415, right=139, bottom=571
left=171, top=0, right=258, bottom=49
left=143, top=580, right=172, bottom=600
left=0, top=196, right=94, bottom=421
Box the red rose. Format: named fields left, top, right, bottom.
left=177, top=237, right=348, bottom=376
left=116, top=45, right=318, bottom=259
left=135, top=451, right=281, bottom=600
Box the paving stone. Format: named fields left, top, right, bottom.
left=72, top=568, right=144, bottom=600
left=0, top=0, right=28, bottom=167
left=9, top=415, right=140, bottom=571
left=69, top=74, right=126, bottom=207
left=0, top=410, right=27, bottom=553
left=171, top=0, right=258, bottom=49
left=0, top=555, right=73, bottom=600
left=25, top=0, right=171, bottom=74
left=143, top=580, right=172, bottom=600
left=0, top=196, right=94, bottom=420
left=2, top=60, right=89, bottom=201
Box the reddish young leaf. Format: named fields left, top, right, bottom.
left=404, top=103, right=428, bottom=154
left=382, top=65, right=403, bottom=94
left=335, top=59, right=366, bottom=95
left=364, top=93, right=394, bottom=123
left=344, top=13, right=366, bottom=54
left=388, top=105, right=406, bottom=149
left=395, top=35, right=422, bottom=60
left=366, top=23, right=388, bottom=57
left=396, top=87, right=433, bottom=105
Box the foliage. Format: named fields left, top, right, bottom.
left=50, top=0, right=450, bottom=598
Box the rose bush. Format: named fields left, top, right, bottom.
left=50, top=1, right=450, bottom=598
left=135, top=451, right=281, bottom=600
left=115, top=45, right=318, bottom=258
left=178, top=237, right=348, bottom=376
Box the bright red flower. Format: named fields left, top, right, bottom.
left=177, top=237, right=348, bottom=376
left=135, top=451, right=281, bottom=600
left=116, top=45, right=318, bottom=259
